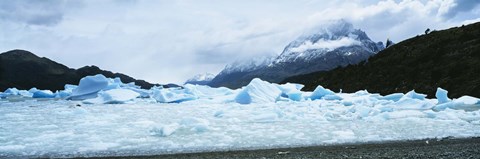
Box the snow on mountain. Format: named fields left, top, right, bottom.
left=220, top=54, right=275, bottom=75
left=210, top=19, right=384, bottom=89
left=274, top=19, right=383, bottom=64
left=185, top=73, right=216, bottom=85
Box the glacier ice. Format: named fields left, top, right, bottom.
left=150, top=123, right=180, bottom=137
left=152, top=88, right=197, bottom=103
left=3, top=88, right=20, bottom=95
left=32, top=90, right=56, bottom=98
left=1, top=75, right=480, bottom=158
left=433, top=96, right=480, bottom=111
left=379, top=93, right=404, bottom=102
left=436, top=87, right=451, bottom=104
left=100, top=88, right=140, bottom=104
left=84, top=88, right=140, bottom=104
left=401, top=90, right=427, bottom=100
left=277, top=83, right=304, bottom=101
left=310, top=85, right=336, bottom=100
left=69, top=74, right=109, bottom=100
left=235, top=78, right=282, bottom=104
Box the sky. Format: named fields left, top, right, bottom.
left=1, top=0, right=479, bottom=84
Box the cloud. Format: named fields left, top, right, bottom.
left=440, top=0, right=480, bottom=18
left=288, top=37, right=361, bottom=53
left=301, top=0, right=480, bottom=43
left=0, top=0, right=83, bottom=26
left=0, top=0, right=479, bottom=84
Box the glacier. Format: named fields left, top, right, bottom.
left=1, top=75, right=480, bottom=158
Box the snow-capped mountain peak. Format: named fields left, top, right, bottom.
left=275, top=20, right=383, bottom=64
left=220, top=54, right=276, bottom=75
left=185, top=73, right=215, bottom=85
left=210, top=19, right=384, bottom=88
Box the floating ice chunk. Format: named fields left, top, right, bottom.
left=277, top=83, right=304, bottom=101
left=393, top=98, right=434, bottom=110
left=310, top=86, right=335, bottom=100
left=277, top=83, right=304, bottom=92
left=286, top=91, right=303, bottom=101
left=377, top=93, right=404, bottom=102
left=436, top=88, right=451, bottom=104
left=152, top=88, right=196, bottom=103
left=180, top=117, right=210, bottom=132
left=54, top=85, right=77, bottom=98
left=354, top=90, right=370, bottom=96
left=18, top=90, right=33, bottom=97
left=104, top=82, right=121, bottom=90
left=99, top=88, right=140, bottom=104
left=456, top=96, right=480, bottom=105
left=381, top=110, right=429, bottom=120
left=55, top=91, right=71, bottom=98
left=342, top=101, right=354, bottom=106
left=32, top=90, right=56, bottom=98
left=150, top=123, right=180, bottom=137
left=28, top=88, right=38, bottom=93
left=323, top=94, right=343, bottom=100
left=3, top=88, right=19, bottom=95
left=433, top=96, right=480, bottom=111
left=234, top=78, right=282, bottom=104
left=69, top=74, right=109, bottom=100
left=64, top=84, right=78, bottom=91
left=184, top=84, right=233, bottom=98
left=126, top=88, right=151, bottom=98
left=401, top=90, right=427, bottom=100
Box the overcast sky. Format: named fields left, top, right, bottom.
left=1, top=0, right=479, bottom=84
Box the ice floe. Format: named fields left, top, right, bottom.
left=1, top=74, right=480, bottom=157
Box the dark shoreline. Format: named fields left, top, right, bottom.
left=86, top=137, right=480, bottom=159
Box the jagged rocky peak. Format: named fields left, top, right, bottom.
left=276, top=19, right=384, bottom=63
left=185, top=72, right=216, bottom=85
left=209, top=19, right=385, bottom=88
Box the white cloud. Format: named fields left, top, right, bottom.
left=0, top=0, right=479, bottom=84
left=289, top=37, right=361, bottom=53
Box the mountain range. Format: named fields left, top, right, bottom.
left=0, top=50, right=164, bottom=91
left=209, top=20, right=384, bottom=89
left=284, top=22, right=480, bottom=98
left=184, top=73, right=215, bottom=85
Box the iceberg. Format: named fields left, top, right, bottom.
left=18, top=90, right=33, bottom=97
left=150, top=123, right=180, bottom=137
left=90, top=88, right=140, bottom=104
left=401, top=90, right=427, bottom=100
left=379, top=93, right=404, bottom=102
left=309, top=85, right=337, bottom=100
left=2, top=74, right=480, bottom=158
left=32, top=90, right=56, bottom=98
left=184, top=84, right=233, bottom=98
left=277, top=83, right=304, bottom=101
left=392, top=98, right=434, bottom=110
left=433, top=96, right=480, bottom=111
left=152, top=88, right=196, bottom=103
left=234, top=78, right=282, bottom=104
left=436, top=87, right=451, bottom=104
left=3, top=88, right=19, bottom=95
left=68, top=74, right=109, bottom=100
left=180, top=117, right=210, bottom=133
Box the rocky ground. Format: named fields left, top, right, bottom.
left=90, top=137, right=480, bottom=159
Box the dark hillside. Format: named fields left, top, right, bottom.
left=0, top=50, right=159, bottom=91
left=283, top=22, right=480, bottom=98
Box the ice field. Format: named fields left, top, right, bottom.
left=1, top=75, right=480, bottom=157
